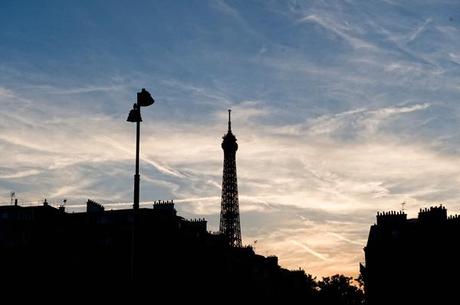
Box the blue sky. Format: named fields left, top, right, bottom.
left=1, top=0, right=460, bottom=277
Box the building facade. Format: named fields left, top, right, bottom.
left=362, top=206, right=460, bottom=305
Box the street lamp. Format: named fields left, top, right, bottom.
left=127, top=88, right=155, bottom=210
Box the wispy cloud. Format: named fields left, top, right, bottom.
left=279, top=103, right=431, bottom=137
left=407, top=18, right=432, bottom=43
left=0, top=169, right=41, bottom=179
left=298, top=14, right=375, bottom=50
left=29, top=84, right=126, bottom=95
left=0, top=87, right=14, bottom=98
left=328, top=232, right=363, bottom=246
left=292, top=240, right=329, bottom=261
left=99, top=136, right=187, bottom=178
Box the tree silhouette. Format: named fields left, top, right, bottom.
left=317, top=274, right=366, bottom=305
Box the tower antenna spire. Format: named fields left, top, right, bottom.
left=228, top=109, right=232, bottom=132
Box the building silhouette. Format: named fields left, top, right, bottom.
left=0, top=199, right=316, bottom=301
left=219, top=109, right=242, bottom=247
left=361, top=205, right=460, bottom=305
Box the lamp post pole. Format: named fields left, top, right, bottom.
left=127, top=88, right=155, bottom=281
left=134, top=104, right=141, bottom=210
left=127, top=88, right=155, bottom=210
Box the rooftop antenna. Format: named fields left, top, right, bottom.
left=10, top=192, right=15, bottom=205
left=401, top=201, right=406, bottom=212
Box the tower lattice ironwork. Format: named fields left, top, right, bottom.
left=219, top=109, right=242, bottom=247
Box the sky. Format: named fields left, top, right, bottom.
left=1, top=0, right=460, bottom=278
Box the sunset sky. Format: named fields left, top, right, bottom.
left=1, top=0, right=460, bottom=278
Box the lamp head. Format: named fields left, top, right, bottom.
left=127, top=103, right=142, bottom=122
left=137, top=88, right=154, bottom=107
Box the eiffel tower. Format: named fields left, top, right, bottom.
left=219, top=109, right=242, bottom=247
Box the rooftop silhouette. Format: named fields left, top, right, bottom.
left=362, top=205, right=460, bottom=305
left=0, top=199, right=322, bottom=301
